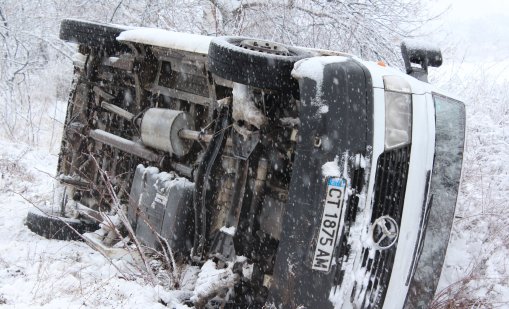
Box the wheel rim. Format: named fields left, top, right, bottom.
left=238, top=39, right=291, bottom=56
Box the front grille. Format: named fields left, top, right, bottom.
left=351, top=145, right=411, bottom=309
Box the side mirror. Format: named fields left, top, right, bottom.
left=401, top=40, right=442, bottom=82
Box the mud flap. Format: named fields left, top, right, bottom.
left=267, top=59, right=373, bottom=308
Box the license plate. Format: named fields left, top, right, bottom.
left=312, top=177, right=347, bottom=272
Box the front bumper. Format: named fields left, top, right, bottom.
left=267, top=58, right=465, bottom=309
left=267, top=58, right=374, bottom=308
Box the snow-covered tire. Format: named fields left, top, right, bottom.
left=25, top=209, right=99, bottom=241
left=208, top=36, right=312, bottom=90
left=59, top=19, right=130, bottom=51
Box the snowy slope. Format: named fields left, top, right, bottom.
left=0, top=140, right=186, bottom=308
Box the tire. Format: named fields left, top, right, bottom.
left=208, top=36, right=313, bottom=90
left=59, top=19, right=131, bottom=52
left=25, top=209, right=99, bottom=241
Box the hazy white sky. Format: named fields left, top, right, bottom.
left=447, top=0, right=509, bottom=20
left=436, top=0, right=509, bottom=62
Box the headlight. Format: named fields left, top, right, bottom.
left=383, top=76, right=412, bottom=150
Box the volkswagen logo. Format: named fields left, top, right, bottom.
left=371, top=216, right=399, bottom=250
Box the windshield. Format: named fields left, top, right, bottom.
left=406, top=94, right=466, bottom=307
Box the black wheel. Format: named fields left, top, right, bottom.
left=25, top=209, right=99, bottom=241
left=208, top=36, right=313, bottom=90
left=59, top=18, right=131, bottom=52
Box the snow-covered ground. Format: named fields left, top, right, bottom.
left=0, top=140, right=184, bottom=308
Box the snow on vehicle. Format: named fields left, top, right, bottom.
left=26, top=19, right=466, bottom=308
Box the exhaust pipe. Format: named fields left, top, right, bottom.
left=89, top=129, right=163, bottom=163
